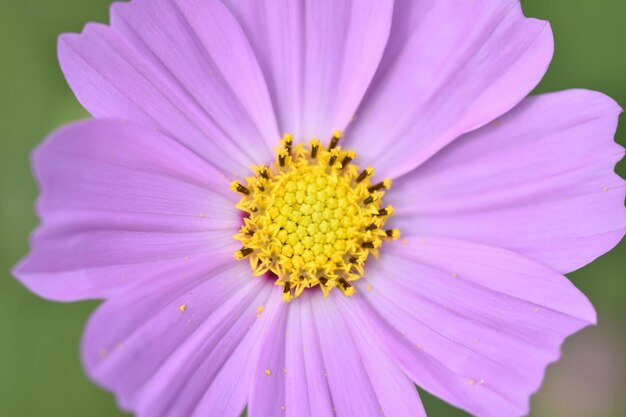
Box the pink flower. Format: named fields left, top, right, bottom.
left=14, top=1, right=625, bottom=416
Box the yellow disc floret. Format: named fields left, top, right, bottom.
left=231, top=132, right=398, bottom=302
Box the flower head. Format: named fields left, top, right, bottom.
left=232, top=133, right=397, bottom=300
left=14, top=1, right=625, bottom=417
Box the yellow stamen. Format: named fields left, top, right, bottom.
left=231, top=137, right=397, bottom=301
left=329, top=130, right=343, bottom=150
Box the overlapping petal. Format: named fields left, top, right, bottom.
left=82, top=265, right=279, bottom=417
left=249, top=292, right=426, bottom=417
left=58, top=0, right=279, bottom=175
left=14, top=120, right=239, bottom=301
left=389, top=90, right=625, bottom=273
left=346, top=0, right=554, bottom=179
left=224, top=0, right=394, bottom=142
left=353, top=237, right=596, bottom=417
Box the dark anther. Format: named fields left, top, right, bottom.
left=363, top=195, right=375, bottom=205
left=376, top=208, right=389, bottom=216
left=238, top=247, right=254, bottom=257
left=279, top=154, right=286, bottom=167
left=318, top=276, right=328, bottom=286
left=356, top=169, right=372, bottom=183
left=311, top=143, right=319, bottom=159
left=341, top=155, right=354, bottom=167
left=338, top=278, right=352, bottom=291
left=284, top=139, right=293, bottom=154
left=368, top=181, right=387, bottom=193
left=329, top=135, right=341, bottom=150
left=236, top=183, right=250, bottom=195
left=283, top=281, right=291, bottom=293
left=362, top=241, right=375, bottom=249
left=385, top=230, right=395, bottom=238
left=348, top=256, right=359, bottom=264
left=260, top=169, right=269, bottom=179
left=365, top=223, right=378, bottom=231
left=329, top=154, right=338, bottom=166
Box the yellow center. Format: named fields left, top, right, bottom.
left=231, top=132, right=398, bottom=302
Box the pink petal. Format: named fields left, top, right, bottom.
left=347, top=0, right=554, bottom=179
left=59, top=0, right=279, bottom=175
left=249, top=292, right=425, bottom=417
left=390, top=90, right=625, bottom=273
left=14, top=120, right=239, bottom=301
left=224, top=0, right=394, bottom=142
left=355, top=237, right=596, bottom=417
left=82, top=265, right=278, bottom=417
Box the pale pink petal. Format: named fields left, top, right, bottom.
left=82, top=268, right=278, bottom=417
left=224, top=0, right=394, bottom=141
left=249, top=292, right=426, bottom=417
left=390, top=90, right=625, bottom=273
left=355, top=237, right=596, bottom=417
left=59, top=0, right=279, bottom=175
left=14, top=120, right=239, bottom=301
left=347, top=0, right=553, bottom=178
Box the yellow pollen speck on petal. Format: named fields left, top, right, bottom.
left=179, top=304, right=187, bottom=313
left=451, top=272, right=459, bottom=279
left=256, top=305, right=265, bottom=318
left=282, top=368, right=289, bottom=374
left=603, top=186, right=609, bottom=192
left=199, top=213, right=205, bottom=218
left=265, top=369, right=271, bottom=376
left=281, top=405, right=286, bottom=411
left=366, top=283, right=373, bottom=292
left=230, top=136, right=397, bottom=301
left=470, top=379, right=476, bottom=385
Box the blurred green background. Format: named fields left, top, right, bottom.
left=0, top=1, right=624, bottom=416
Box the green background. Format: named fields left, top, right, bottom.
left=1, top=1, right=624, bottom=416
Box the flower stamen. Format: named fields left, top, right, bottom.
left=231, top=133, right=398, bottom=301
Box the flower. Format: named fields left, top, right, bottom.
left=13, top=0, right=625, bottom=416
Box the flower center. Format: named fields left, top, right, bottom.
left=231, top=132, right=398, bottom=302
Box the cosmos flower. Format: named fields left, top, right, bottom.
left=14, top=0, right=625, bottom=416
